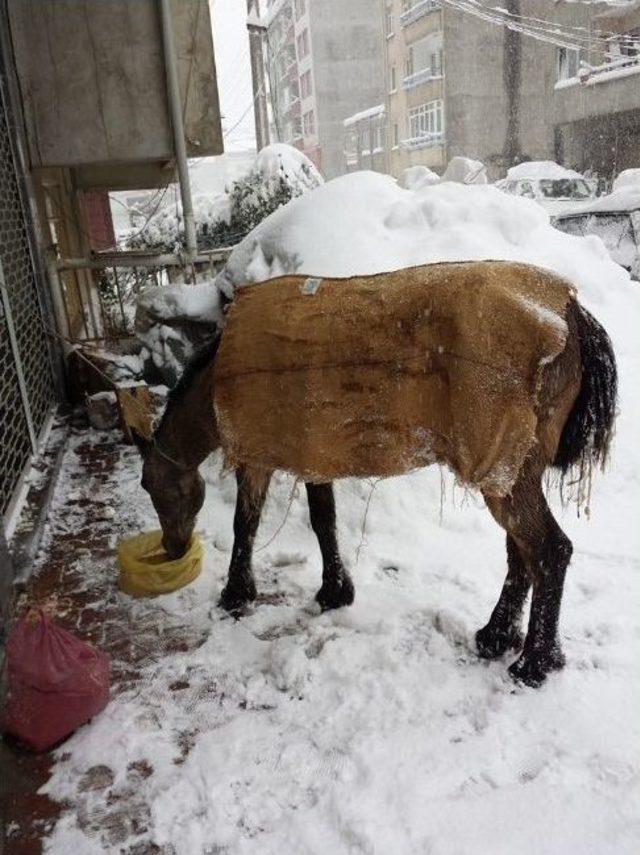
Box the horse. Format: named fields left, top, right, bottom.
left=133, top=262, right=617, bottom=687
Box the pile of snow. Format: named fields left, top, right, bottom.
left=399, top=164, right=440, bottom=191
left=612, top=168, right=640, bottom=194
left=507, top=160, right=585, bottom=181
left=215, top=170, right=630, bottom=313
left=253, top=143, right=324, bottom=194
left=135, top=284, right=223, bottom=386
left=442, top=156, right=488, bottom=184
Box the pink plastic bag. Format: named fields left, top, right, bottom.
left=1, top=609, right=110, bottom=752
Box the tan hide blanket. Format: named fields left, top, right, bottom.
left=213, top=262, right=574, bottom=496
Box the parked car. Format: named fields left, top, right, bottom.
left=552, top=188, right=640, bottom=281
left=499, top=161, right=596, bottom=215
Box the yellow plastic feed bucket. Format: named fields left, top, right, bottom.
left=117, top=530, right=203, bottom=597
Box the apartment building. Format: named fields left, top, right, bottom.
left=371, top=0, right=640, bottom=181
left=383, top=1, right=446, bottom=176
left=264, top=0, right=385, bottom=178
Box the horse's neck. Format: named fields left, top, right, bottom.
left=155, top=360, right=219, bottom=470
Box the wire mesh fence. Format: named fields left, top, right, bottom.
left=0, top=80, right=54, bottom=517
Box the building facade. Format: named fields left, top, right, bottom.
left=348, top=0, right=640, bottom=182
left=264, top=0, right=386, bottom=178
left=383, top=1, right=446, bottom=176
left=551, top=0, right=640, bottom=182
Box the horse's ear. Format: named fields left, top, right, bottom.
left=131, top=428, right=152, bottom=456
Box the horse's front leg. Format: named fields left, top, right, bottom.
left=219, top=467, right=271, bottom=613
left=306, top=482, right=355, bottom=610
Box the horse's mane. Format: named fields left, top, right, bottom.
left=157, top=333, right=221, bottom=433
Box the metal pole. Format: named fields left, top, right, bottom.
left=158, top=0, right=198, bottom=259
left=247, top=0, right=270, bottom=151
left=0, top=262, right=38, bottom=454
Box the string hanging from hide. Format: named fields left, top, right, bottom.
left=355, top=478, right=383, bottom=565
left=254, top=477, right=301, bottom=553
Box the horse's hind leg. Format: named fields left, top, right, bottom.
left=483, top=459, right=572, bottom=687
left=219, top=467, right=271, bottom=613
left=476, top=535, right=530, bottom=659
left=306, top=483, right=355, bottom=611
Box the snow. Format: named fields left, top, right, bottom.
left=253, top=143, right=324, bottom=192
left=136, top=282, right=223, bottom=326
left=135, top=283, right=223, bottom=384
left=40, top=170, right=640, bottom=853
left=398, top=165, right=440, bottom=191
left=442, top=156, right=488, bottom=184
left=558, top=187, right=640, bottom=216
left=507, top=161, right=585, bottom=181
left=215, top=170, right=628, bottom=311
left=613, top=168, right=640, bottom=193
left=343, top=104, right=386, bottom=128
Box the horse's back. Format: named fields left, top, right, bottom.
left=214, top=261, right=575, bottom=495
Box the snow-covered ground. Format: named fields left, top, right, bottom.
left=41, top=172, right=640, bottom=853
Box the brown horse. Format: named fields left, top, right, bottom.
left=133, top=263, right=617, bottom=687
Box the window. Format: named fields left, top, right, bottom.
left=405, top=32, right=443, bottom=81
left=385, top=5, right=394, bottom=38
left=297, top=29, right=309, bottom=59
left=405, top=47, right=414, bottom=78
left=389, top=65, right=397, bottom=92
left=303, top=109, right=315, bottom=136
left=557, top=47, right=579, bottom=80
left=618, top=27, right=640, bottom=58
left=294, top=0, right=305, bottom=20
left=373, top=124, right=384, bottom=152
left=300, top=69, right=313, bottom=98
left=408, top=99, right=444, bottom=140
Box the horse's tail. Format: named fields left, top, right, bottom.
left=554, top=299, right=617, bottom=473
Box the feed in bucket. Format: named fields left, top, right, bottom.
left=117, top=530, right=203, bottom=597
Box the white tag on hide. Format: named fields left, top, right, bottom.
left=300, top=277, right=322, bottom=295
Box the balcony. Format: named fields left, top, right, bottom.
left=402, top=67, right=443, bottom=90
left=402, top=131, right=445, bottom=150
left=553, top=54, right=640, bottom=125
left=400, top=0, right=441, bottom=28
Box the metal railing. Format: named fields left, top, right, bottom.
left=400, top=0, right=441, bottom=28
left=402, top=67, right=444, bottom=90
left=52, top=247, right=232, bottom=344
left=402, top=131, right=445, bottom=150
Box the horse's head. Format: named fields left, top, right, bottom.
left=133, top=432, right=205, bottom=559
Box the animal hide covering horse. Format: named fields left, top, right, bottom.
left=214, top=262, right=579, bottom=496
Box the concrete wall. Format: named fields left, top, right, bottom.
left=310, top=0, right=385, bottom=178
left=8, top=0, right=222, bottom=169
left=443, top=1, right=555, bottom=180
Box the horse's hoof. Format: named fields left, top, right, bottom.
left=315, top=575, right=355, bottom=611
left=508, top=646, right=565, bottom=687
left=218, top=579, right=257, bottom=614
left=476, top=624, right=523, bottom=660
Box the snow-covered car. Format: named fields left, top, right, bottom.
left=613, top=168, right=640, bottom=193
left=552, top=188, right=640, bottom=281
left=500, top=160, right=595, bottom=215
